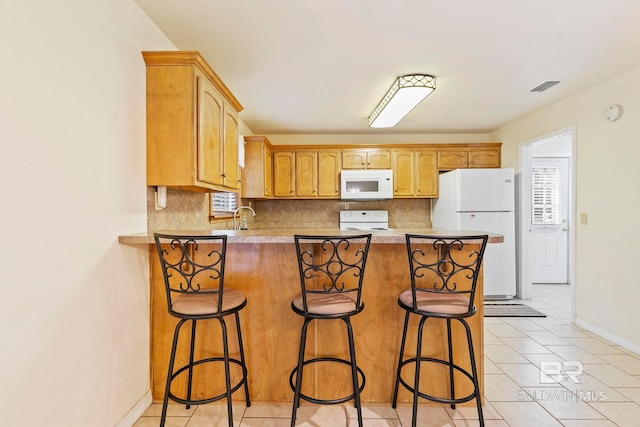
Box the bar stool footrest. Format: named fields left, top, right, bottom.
left=168, top=357, right=249, bottom=406
left=289, top=357, right=365, bottom=405
left=397, top=356, right=478, bottom=405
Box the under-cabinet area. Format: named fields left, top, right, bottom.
left=241, top=136, right=501, bottom=200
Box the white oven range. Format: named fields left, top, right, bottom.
left=339, top=210, right=389, bottom=230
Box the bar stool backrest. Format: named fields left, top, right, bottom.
left=405, top=234, right=488, bottom=315
left=154, top=233, right=227, bottom=317
left=294, top=234, right=372, bottom=315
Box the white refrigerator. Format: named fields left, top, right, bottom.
left=431, top=168, right=516, bottom=299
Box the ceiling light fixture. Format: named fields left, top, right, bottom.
left=368, top=74, right=436, bottom=128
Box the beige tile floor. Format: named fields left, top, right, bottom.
left=135, top=285, right=640, bottom=426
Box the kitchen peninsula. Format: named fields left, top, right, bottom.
left=119, top=229, right=502, bottom=405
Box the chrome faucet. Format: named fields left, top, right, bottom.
left=233, top=205, right=256, bottom=230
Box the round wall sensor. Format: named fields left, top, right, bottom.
left=606, top=104, right=622, bottom=122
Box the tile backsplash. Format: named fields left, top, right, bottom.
left=147, top=187, right=432, bottom=231
left=252, top=199, right=431, bottom=229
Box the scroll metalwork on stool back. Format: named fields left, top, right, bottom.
left=294, top=234, right=372, bottom=314
left=405, top=234, right=488, bottom=314
left=154, top=233, right=227, bottom=316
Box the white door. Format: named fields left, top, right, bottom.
left=531, top=157, right=569, bottom=283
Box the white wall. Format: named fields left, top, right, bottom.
left=0, top=0, right=174, bottom=425
left=491, top=65, right=640, bottom=349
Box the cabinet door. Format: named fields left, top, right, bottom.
left=264, top=145, right=273, bottom=197
left=342, top=150, right=367, bottom=169
left=392, top=150, right=415, bottom=196
left=273, top=152, right=295, bottom=197
left=438, top=150, right=469, bottom=170
left=295, top=151, right=318, bottom=197
left=415, top=150, right=438, bottom=197
left=197, top=76, right=224, bottom=186
left=222, top=102, right=239, bottom=189
left=241, top=136, right=272, bottom=198
left=318, top=150, right=340, bottom=198
left=367, top=149, right=392, bottom=169
left=469, top=149, right=500, bottom=168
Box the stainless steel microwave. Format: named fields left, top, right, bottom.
left=340, top=169, right=393, bottom=200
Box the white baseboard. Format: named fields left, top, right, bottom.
left=116, top=390, right=152, bottom=427
left=575, top=317, right=640, bottom=355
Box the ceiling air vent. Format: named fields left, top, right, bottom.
left=530, top=80, right=560, bottom=93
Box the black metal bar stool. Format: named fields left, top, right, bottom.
left=289, top=234, right=372, bottom=427
left=392, top=234, right=488, bottom=427
left=154, top=233, right=250, bottom=427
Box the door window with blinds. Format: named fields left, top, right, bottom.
left=531, top=166, right=561, bottom=225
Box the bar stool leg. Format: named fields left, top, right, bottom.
left=186, top=319, right=197, bottom=410
left=344, top=318, right=363, bottom=427
left=160, top=319, right=187, bottom=427
left=291, top=318, right=311, bottom=427
left=218, top=317, right=234, bottom=427
left=234, top=311, right=251, bottom=406
left=461, top=318, right=484, bottom=426
left=412, top=316, right=428, bottom=427
left=446, top=319, right=456, bottom=409
left=392, top=311, right=411, bottom=408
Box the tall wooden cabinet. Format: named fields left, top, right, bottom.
left=143, top=51, right=243, bottom=192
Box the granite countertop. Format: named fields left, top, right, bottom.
left=119, top=228, right=504, bottom=245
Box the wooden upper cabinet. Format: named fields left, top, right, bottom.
left=391, top=150, right=415, bottom=197
left=342, top=148, right=391, bottom=169
left=438, top=150, right=469, bottom=170
left=469, top=149, right=500, bottom=168
left=223, top=105, right=240, bottom=187
left=295, top=151, right=318, bottom=197
left=241, top=140, right=500, bottom=199
left=317, top=150, right=341, bottom=198
left=197, top=76, right=223, bottom=186
left=143, top=51, right=242, bottom=192
left=270, top=149, right=341, bottom=199
left=438, top=146, right=501, bottom=170
left=241, top=136, right=273, bottom=199
left=392, top=149, right=438, bottom=198
left=415, top=150, right=438, bottom=196
left=273, top=151, right=295, bottom=197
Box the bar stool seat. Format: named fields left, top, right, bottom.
left=289, top=234, right=372, bottom=427
left=154, top=233, right=250, bottom=427
left=392, top=234, right=488, bottom=427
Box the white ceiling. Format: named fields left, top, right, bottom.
left=134, top=0, right=640, bottom=135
